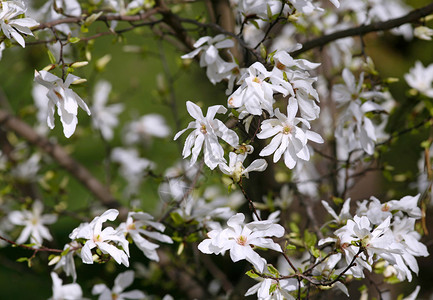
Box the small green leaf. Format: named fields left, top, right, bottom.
left=269, top=283, right=277, bottom=294
left=170, top=212, right=184, bottom=225
left=289, top=222, right=299, bottom=233
left=267, top=265, right=279, bottom=277
left=69, top=37, right=80, bottom=44
left=16, top=257, right=28, bottom=263
left=286, top=244, right=296, bottom=250
left=47, top=50, right=56, bottom=64
left=245, top=270, right=259, bottom=279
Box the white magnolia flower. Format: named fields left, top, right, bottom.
left=404, top=61, right=433, bottom=98
left=8, top=200, right=57, bottom=245
left=181, top=34, right=238, bottom=87
left=54, top=242, right=79, bottom=282
left=111, top=147, right=155, bottom=196
left=181, top=34, right=233, bottom=69
left=34, top=70, right=91, bottom=138
left=174, top=101, right=239, bottom=169
left=118, top=211, right=173, bottom=262
left=11, top=153, right=41, bottom=181
left=321, top=198, right=352, bottom=225
left=257, top=98, right=324, bottom=169
left=198, top=213, right=284, bottom=272
left=228, top=62, right=286, bottom=116
left=333, top=69, right=386, bottom=155
left=124, top=114, right=171, bottom=144
left=245, top=277, right=297, bottom=300
left=218, top=151, right=267, bottom=183
left=335, top=215, right=402, bottom=278
left=49, top=272, right=84, bottom=300
left=0, top=1, right=39, bottom=48
left=270, top=50, right=321, bottom=121
left=91, top=80, right=124, bottom=141
left=70, top=209, right=130, bottom=267
left=92, top=271, right=145, bottom=300
left=33, top=0, right=81, bottom=35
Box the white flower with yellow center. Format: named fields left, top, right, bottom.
left=218, top=151, right=267, bottom=183
left=70, top=209, right=130, bottom=267
left=8, top=200, right=57, bottom=246
left=257, top=97, right=323, bottom=169
left=198, top=213, right=284, bottom=272
left=174, top=101, right=239, bottom=169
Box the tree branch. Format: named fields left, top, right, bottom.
left=291, top=3, right=433, bottom=57
left=0, top=109, right=119, bottom=208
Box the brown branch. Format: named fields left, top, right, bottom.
left=290, top=3, right=433, bottom=57
left=0, top=109, right=119, bottom=208
left=33, top=8, right=161, bottom=31
left=0, top=235, right=62, bottom=253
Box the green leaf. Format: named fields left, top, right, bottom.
left=304, top=230, right=317, bottom=248
left=170, top=212, right=184, bottom=225
left=47, top=50, right=56, bottom=64
left=61, top=247, right=70, bottom=256
left=245, top=270, right=259, bottom=279
left=69, top=37, right=80, bottom=44
left=310, top=246, right=320, bottom=258
left=267, top=265, right=279, bottom=277
left=286, top=244, right=296, bottom=250
left=269, top=283, right=277, bottom=294
left=289, top=222, right=299, bottom=233
left=16, top=257, right=28, bottom=263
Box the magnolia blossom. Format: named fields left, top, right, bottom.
left=0, top=1, right=39, bottom=47
left=8, top=200, right=57, bottom=245
left=181, top=34, right=237, bottom=86
left=117, top=211, right=173, bottom=261
left=111, top=147, right=155, bottom=195
left=34, top=70, right=91, bottom=138
left=404, top=61, right=433, bottom=98
left=198, top=213, right=284, bottom=272
left=334, top=215, right=402, bottom=277
left=321, top=198, right=352, bottom=225
left=270, top=50, right=321, bottom=121
left=218, top=151, right=267, bottom=183
left=333, top=69, right=386, bottom=155
left=70, top=209, right=129, bottom=267
left=245, top=277, right=298, bottom=300
left=10, top=153, right=41, bottom=181
left=257, top=98, right=324, bottom=169
left=33, top=0, right=81, bottom=35
left=91, top=80, right=124, bottom=141
left=92, top=271, right=145, bottom=300
left=228, top=62, right=286, bottom=116
left=174, top=101, right=239, bottom=169
left=49, top=272, right=84, bottom=300
left=124, top=114, right=171, bottom=144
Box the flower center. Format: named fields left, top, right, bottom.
left=228, top=97, right=234, bottom=106
left=282, top=125, right=292, bottom=135
left=93, top=234, right=102, bottom=243
left=252, top=77, right=261, bottom=83
left=381, top=204, right=390, bottom=212
left=200, top=124, right=207, bottom=134
left=236, top=235, right=248, bottom=246
left=276, top=61, right=285, bottom=70
left=127, top=223, right=136, bottom=231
